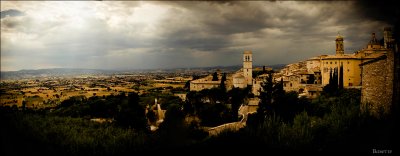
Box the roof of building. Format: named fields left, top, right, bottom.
left=336, top=33, right=344, bottom=40
left=322, top=54, right=357, bottom=59
left=359, top=54, right=388, bottom=66
left=307, top=56, right=321, bottom=61
left=244, top=50, right=252, bottom=54
left=368, top=33, right=380, bottom=45
left=306, top=85, right=323, bottom=92
left=190, top=80, right=221, bottom=84
left=233, top=73, right=245, bottom=78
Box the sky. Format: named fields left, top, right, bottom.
left=0, top=1, right=395, bottom=71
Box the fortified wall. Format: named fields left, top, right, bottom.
left=360, top=42, right=398, bottom=117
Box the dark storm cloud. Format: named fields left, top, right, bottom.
left=354, top=0, right=399, bottom=25
left=1, top=1, right=395, bottom=71
left=136, top=1, right=392, bottom=67
left=354, top=0, right=400, bottom=43
left=2, top=18, right=19, bottom=28
left=1, top=9, right=26, bottom=30
left=0, top=9, right=25, bottom=19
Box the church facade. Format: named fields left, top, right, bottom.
left=190, top=50, right=254, bottom=92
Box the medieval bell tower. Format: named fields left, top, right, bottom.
left=243, top=50, right=253, bottom=86
left=335, top=33, right=344, bottom=55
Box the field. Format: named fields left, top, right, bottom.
left=1, top=80, right=184, bottom=108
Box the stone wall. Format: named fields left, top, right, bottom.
left=361, top=52, right=394, bottom=117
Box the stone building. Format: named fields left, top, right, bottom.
left=189, top=73, right=227, bottom=91
left=232, top=50, right=254, bottom=88
left=190, top=50, right=254, bottom=92
left=360, top=27, right=398, bottom=117
left=243, top=50, right=253, bottom=86
left=275, top=30, right=392, bottom=98
left=320, top=33, right=386, bottom=87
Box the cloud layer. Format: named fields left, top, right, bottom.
left=0, top=1, right=392, bottom=71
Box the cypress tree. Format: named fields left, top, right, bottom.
left=258, top=72, right=273, bottom=116
left=333, top=67, right=338, bottom=90
left=220, top=73, right=226, bottom=92
left=339, top=64, right=344, bottom=90
left=212, top=72, right=218, bottom=81
left=329, top=68, right=333, bottom=86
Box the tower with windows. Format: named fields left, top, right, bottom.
left=335, top=33, right=344, bottom=55
left=243, top=50, right=253, bottom=86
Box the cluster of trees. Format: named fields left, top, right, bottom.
left=54, top=90, right=193, bottom=129
left=207, top=72, right=393, bottom=153
left=0, top=110, right=151, bottom=155
left=185, top=88, right=240, bottom=126
left=1, top=68, right=393, bottom=154
left=184, top=73, right=250, bottom=126
left=253, top=71, right=311, bottom=124
left=323, top=65, right=344, bottom=95
left=54, top=92, right=148, bottom=131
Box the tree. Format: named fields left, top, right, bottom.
left=206, top=88, right=226, bottom=104
left=192, top=75, right=200, bottom=80
left=212, top=72, right=218, bottom=81
left=273, top=78, right=285, bottom=105
left=333, top=67, right=338, bottom=89
left=22, top=100, right=26, bottom=110
left=115, top=92, right=148, bottom=131
left=185, top=91, right=203, bottom=115
left=184, top=80, right=190, bottom=91
left=258, top=71, right=273, bottom=116
left=157, top=104, right=189, bottom=147
left=324, top=67, right=339, bottom=95
left=220, top=73, right=227, bottom=92
left=146, top=109, right=157, bottom=124
left=160, top=94, right=184, bottom=110
left=229, top=87, right=246, bottom=121
left=329, top=68, right=333, bottom=85
left=339, top=64, right=344, bottom=90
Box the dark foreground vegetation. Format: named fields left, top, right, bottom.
left=0, top=86, right=394, bottom=155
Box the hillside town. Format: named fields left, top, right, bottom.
left=2, top=1, right=400, bottom=155
left=190, top=27, right=397, bottom=116
left=1, top=27, right=397, bottom=118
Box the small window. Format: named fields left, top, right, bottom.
left=290, top=83, right=292, bottom=87
left=330, top=62, right=332, bottom=64
left=335, top=62, right=337, bottom=64
left=347, top=61, right=349, bottom=64
left=347, top=69, right=350, bottom=72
